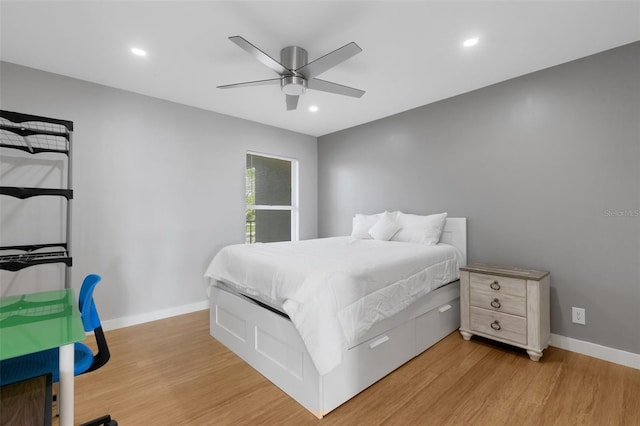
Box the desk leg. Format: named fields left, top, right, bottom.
left=59, top=343, right=74, bottom=426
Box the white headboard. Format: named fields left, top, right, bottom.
left=440, top=217, right=467, bottom=265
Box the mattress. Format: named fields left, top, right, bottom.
left=204, top=236, right=463, bottom=374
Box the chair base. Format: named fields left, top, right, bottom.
left=79, top=414, right=117, bottom=426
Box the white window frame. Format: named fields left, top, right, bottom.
left=246, top=151, right=299, bottom=242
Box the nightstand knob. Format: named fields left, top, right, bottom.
left=490, top=281, right=501, bottom=290
left=490, top=298, right=501, bottom=309
left=490, top=320, right=501, bottom=331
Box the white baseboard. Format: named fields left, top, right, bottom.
left=100, top=305, right=639, bottom=371
left=550, top=333, right=640, bottom=370
left=101, top=299, right=209, bottom=331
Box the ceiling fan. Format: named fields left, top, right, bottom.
left=217, top=36, right=365, bottom=111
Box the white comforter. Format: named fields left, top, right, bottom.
left=204, top=237, right=462, bottom=375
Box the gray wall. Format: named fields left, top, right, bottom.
left=0, top=61, right=317, bottom=321
left=318, top=42, right=640, bottom=354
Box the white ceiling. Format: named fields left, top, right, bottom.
left=1, top=1, right=639, bottom=137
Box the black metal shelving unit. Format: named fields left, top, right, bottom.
left=0, top=110, right=74, bottom=287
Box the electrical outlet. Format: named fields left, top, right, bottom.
left=572, top=307, right=586, bottom=325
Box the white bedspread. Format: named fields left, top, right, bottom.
left=203, top=237, right=462, bottom=375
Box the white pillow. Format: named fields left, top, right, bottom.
left=391, top=212, right=448, bottom=245
left=369, top=211, right=402, bottom=241
left=351, top=213, right=381, bottom=239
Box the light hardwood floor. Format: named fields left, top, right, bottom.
left=69, top=310, right=640, bottom=426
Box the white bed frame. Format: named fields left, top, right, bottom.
left=209, top=218, right=467, bottom=418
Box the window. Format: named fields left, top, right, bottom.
left=246, top=152, right=298, bottom=243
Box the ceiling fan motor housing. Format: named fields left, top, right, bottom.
left=280, top=46, right=308, bottom=95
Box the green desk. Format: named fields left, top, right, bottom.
left=0, top=289, right=85, bottom=426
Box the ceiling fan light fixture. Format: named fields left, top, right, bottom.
left=281, top=75, right=307, bottom=96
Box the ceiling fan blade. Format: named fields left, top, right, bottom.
left=217, top=78, right=281, bottom=89
left=229, top=36, right=290, bottom=76
left=286, top=95, right=299, bottom=111
left=307, top=78, right=365, bottom=98
left=296, top=42, right=362, bottom=79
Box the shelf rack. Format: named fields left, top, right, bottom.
left=0, top=110, right=74, bottom=287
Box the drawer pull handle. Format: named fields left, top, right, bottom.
left=490, top=298, right=501, bottom=309
left=490, top=281, right=501, bottom=290
left=368, top=335, right=390, bottom=349
left=490, top=321, right=501, bottom=331
left=438, top=304, right=452, bottom=313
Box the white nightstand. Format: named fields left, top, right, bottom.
left=459, top=264, right=550, bottom=361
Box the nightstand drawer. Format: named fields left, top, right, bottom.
left=469, top=289, right=526, bottom=317
left=470, top=272, right=526, bottom=298
left=470, top=307, right=527, bottom=345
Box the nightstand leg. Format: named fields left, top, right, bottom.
left=526, top=349, right=543, bottom=362
left=460, top=330, right=473, bottom=341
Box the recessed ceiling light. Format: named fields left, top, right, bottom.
left=463, top=38, right=479, bottom=47
left=131, top=47, right=147, bottom=57
left=308, top=105, right=319, bottom=113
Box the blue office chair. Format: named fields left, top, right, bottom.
left=0, top=274, right=117, bottom=426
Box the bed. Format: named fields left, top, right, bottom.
left=204, top=217, right=466, bottom=418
